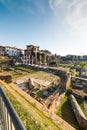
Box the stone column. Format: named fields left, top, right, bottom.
left=22, top=56, right=24, bottom=64
left=24, top=55, right=26, bottom=64
left=39, top=54, right=41, bottom=65
left=32, top=55, right=33, bottom=65
left=44, top=54, right=46, bottom=65
left=25, top=55, right=27, bottom=64
left=28, top=55, right=30, bottom=64
left=35, top=48, right=37, bottom=64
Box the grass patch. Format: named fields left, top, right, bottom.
left=10, top=85, right=59, bottom=129
left=12, top=65, right=37, bottom=73
left=0, top=56, right=11, bottom=62
left=75, top=96, right=86, bottom=115
left=1, top=84, right=60, bottom=130
left=3, top=88, right=45, bottom=130
left=76, top=97, right=84, bottom=109
left=57, top=91, right=80, bottom=130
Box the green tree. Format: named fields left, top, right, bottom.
left=79, top=62, right=87, bottom=76
left=49, top=61, right=58, bottom=66
left=79, top=62, right=87, bottom=69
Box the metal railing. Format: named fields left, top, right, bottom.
left=0, top=87, right=26, bottom=130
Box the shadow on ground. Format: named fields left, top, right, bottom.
left=61, top=99, right=84, bottom=130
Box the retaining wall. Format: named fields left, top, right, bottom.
left=22, top=64, right=68, bottom=91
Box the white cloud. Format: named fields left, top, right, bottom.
left=49, top=0, right=62, bottom=11
left=49, top=0, right=87, bottom=30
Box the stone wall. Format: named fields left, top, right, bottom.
left=0, top=73, right=12, bottom=83
left=22, top=64, right=68, bottom=91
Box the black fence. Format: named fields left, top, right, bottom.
left=0, top=87, right=26, bottom=130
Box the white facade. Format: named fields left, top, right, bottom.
left=5, top=46, right=21, bottom=57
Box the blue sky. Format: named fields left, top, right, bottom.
left=0, top=0, right=87, bottom=56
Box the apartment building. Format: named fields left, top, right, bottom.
left=5, top=46, right=21, bottom=57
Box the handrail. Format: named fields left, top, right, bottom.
left=0, top=87, right=26, bottom=130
